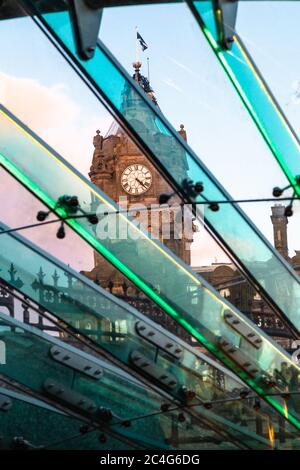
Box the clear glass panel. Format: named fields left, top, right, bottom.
left=16, top=0, right=300, bottom=336
left=0, top=387, right=137, bottom=449
left=0, top=311, right=241, bottom=450
left=190, top=0, right=300, bottom=194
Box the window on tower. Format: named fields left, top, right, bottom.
left=277, top=230, right=282, bottom=242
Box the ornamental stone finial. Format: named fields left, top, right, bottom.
left=93, top=129, right=103, bottom=149
left=178, top=124, right=187, bottom=142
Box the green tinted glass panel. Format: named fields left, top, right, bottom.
left=0, top=388, right=136, bottom=450
left=236, top=1, right=300, bottom=142
left=20, top=1, right=300, bottom=337
left=0, top=311, right=241, bottom=450
left=0, top=219, right=296, bottom=449
left=189, top=0, right=300, bottom=195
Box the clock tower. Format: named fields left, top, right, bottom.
left=85, top=61, right=195, bottom=295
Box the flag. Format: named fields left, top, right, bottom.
left=137, top=32, right=148, bottom=52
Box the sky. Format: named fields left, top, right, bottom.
left=0, top=1, right=299, bottom=271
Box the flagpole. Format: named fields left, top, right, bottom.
left=135, top=26, right=139, bottom=64
left=147, top=57, right=150, bottom=81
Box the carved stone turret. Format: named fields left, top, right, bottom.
left=89, top=130, right=117, bottom=199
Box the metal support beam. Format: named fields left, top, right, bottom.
left=213, top=0, right=238, bottom=50
left=70, top=0, right=103, bottom=59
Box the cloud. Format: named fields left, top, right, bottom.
left=0, top=72, right=112, bottom=177
left=167, top=56, right=194, bottom=74
left=0, top=73, right=80, bottom=130
left=166, top=55, right=220, bottom=92
left=163, top=78, right=183, bottom=94
left=41, top=114, right=112, bottom=177
left=0, top=72, right=113, bottom=272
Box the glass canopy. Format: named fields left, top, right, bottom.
left=0, top=0, right=300, bottom=449
left=15, top=0, right=300, bottom=339
left=0, top=4, right=296, bottom=349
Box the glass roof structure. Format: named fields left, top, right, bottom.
left=1, top=102, right=300, bottom=428
left=1, top=218, right=299, bottom=449
left=0, top=0, right=300, bottom=450
left=14, top=0, right=300, bottom=339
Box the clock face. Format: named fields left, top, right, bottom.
left=121, top=164, right=152, bottom=195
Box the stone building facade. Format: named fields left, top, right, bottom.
left=194, top=205, right=300, bottom=348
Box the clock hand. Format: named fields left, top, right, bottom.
left=136, top=177, right=147, bottom=189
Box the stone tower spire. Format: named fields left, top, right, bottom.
left=270, top=205, right=289, bottom=259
